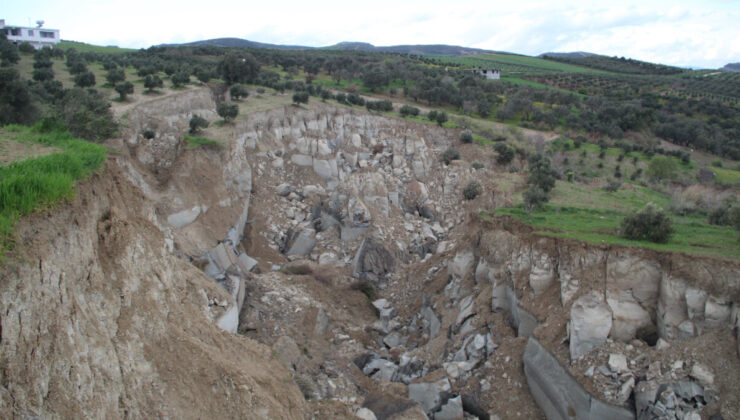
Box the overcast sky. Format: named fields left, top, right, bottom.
left=4, top=0, right=739, bottom=68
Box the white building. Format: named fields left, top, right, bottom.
left=1, top=19, right=60, bottom=49
left=473, top=68, right=501, bottom=80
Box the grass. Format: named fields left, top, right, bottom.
left=492, top=206, right=739, bottom=259
left=57, top=40, right=137, bottom=54
left=184, top=136, right=222, bottom=149
left=710, top=166, right=740, bottom=187
left=0, top=125, right=107, bottom=259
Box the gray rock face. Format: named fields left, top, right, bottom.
left=570, top=291, right=613, bottom=360
left=434, top=396, right=463, bottom=420
left=523, top=338, right=634, bottom=420
left=167, top=206, right=201, bottom=228
left=421, top=305, right=441, bottom=337
left=449, top=250, right=476, bottom=280
left=313, top=159, right=333, bottom=180
left=283, top=230, right=317, bottom=256
left=291, top=154, right=313, bottom=166
left=352, top=238, right=395, bottom=282
left=408, top=378, right=451, bottom=415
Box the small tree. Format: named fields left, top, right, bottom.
left=523, top=186, right=549, bottom=211
left=494, top=142, right=515, bottom=164
left=195, top=68, right=212, bottom=83
left=442, top=148, right=461, bottom=165
left=32, top=67, right=54, bottom=82
left=459, top=129, right=473, bottom=143
left=115, top=81, right=134, bottom=100
left=427, top=110, right=438, bottom=122
left=435, top=111, right=448, bottom=126
left=463, top=181, right=482, bottom=200
left=527, top=154, right=556, bottom=193
left=18, top=42, right=35, bottom=54
left=292, top=91, right=309, bottom=105
left=0, top=33, right=20, bottom=65
left=106, top=67, right=126, bottom=85
left=144, top=74, right=163, bottom=92
left=646, top=156, right=678, bottom=181
left=74, top=71, right=96, bottom=88
left=171, top=70, right=190, bottom=87
left=230, top=84, right=249, bottom=100
left=217, top=102, right=238, bottom=122
left=399, top=105, right=420, bottom=117
left=620, top=203, right=674, bottom=243
left=189, top=114, right=209, bottom=134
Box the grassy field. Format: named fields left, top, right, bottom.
left=430, top=53, right=606, bottom=78
left=710, top=166, right=740, bottom=187
left=0, top=125, right=107, bottom=258
left=57, top=40, right=137, bottom=54
left=184, top=136, right=222, bottom=149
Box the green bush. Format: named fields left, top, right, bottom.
left=463, top=180, right=482, bottom=200
left=460, top=129, right=473, bottom=143
left=620, top=203, right=674, bottom=243
left=472, top=162, right=485, bottom=170
left=114, top=81, right=133, bottom=100
left=230, top=84, right=249, bottom=100
left=73, top=71, right=96, bottom=88
left=189, top=114, right=209, bottom=134
left=399, top=104, right=420, bottom=117
left=646, top=156, right=678, bottom=181
left=292, top=91, right=309, bottom=105
left=18, top=42, right=35, bottom=54
left=217, top=102, right=239, bottom=122
left=603, top=179, right=621, bottom=192
left=143, top=74, right=163, bottom=92
left=527, top=154, right=556, bottom=193
left=523, top=186, right=549, bottom=211
left=442, top=148, right=460, bottom=165
left=708, top=197, right=739, bottom=226
left=142, top=129, right=155, bottom=139
left=494, top=142, right=515, bottom=164
left=56, top=88, right=116, bottom=142
left=171, top=70, right=190, bottom=87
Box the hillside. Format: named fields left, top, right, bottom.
left=721, top=62, right=740, bottom=72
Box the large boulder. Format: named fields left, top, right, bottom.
left=570, top=291, right=612, bottom=360
left=353, top=238, right=395, bottom=282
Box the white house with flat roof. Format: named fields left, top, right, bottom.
left=473, top=68, right=501, bottom=80
left=1, top=19, right=60, bottom=49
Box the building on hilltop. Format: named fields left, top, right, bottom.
left=1, top=19, right=60, bottom=49
left=472, top=68, right=501, bottom=80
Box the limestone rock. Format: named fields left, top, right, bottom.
left=167, top=206, right=201, bottom=228
left=570, top=291, right=613, bottom=360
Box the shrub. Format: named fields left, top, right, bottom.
left=472, top=162, right=485, bottom=170
left=399, top=104, right=420, bottom=117
left=442, top=148, right=460, bottom=165
left=217, top=102, right=238, bottom=121
left=114, top=81, right=134, bottom=100
left=620, top=203, right=674, bottom=243
left=708, top=197, right=739, bottom=226
left=106, top=67, right=126, bottom=85
left=523, top=186, right=549, bottom=211
left=435, top=111, right=448, bottom=126
left=351, top=279, right=376, bottom=301
left=142, top=130, right=155, bottom=139
left=56, top=88, right=116, bottom=142
left=347, top=93, right=364, bottom=106
left=463, top=181, right=482, bottom=200
left=427, top=110, right=438, bottom=121
left=494, top=143, right=515, bottom=164
left=459, top=129, right=473, bottom=143
left=143, top=74, right=163, bottom=92
left=603, top=179, right=621, bottom=192
left=292, top=91, right=309, bottom=105
left=320, top=90, right=332, bottom=101
left=334, top=92, right=347, bottom=103
left=189, top=114, right=209, bottom=134
left=171, top=70, right=190, bottom=87
left=230, top=84, right=249, bottom=100
left=73, top=71, right=96, bottom=88
left=647, top=156, right=678, bottom=181
left=18, top=42, right=35, bottom=54
left=527, top=154, right=556, bottom=193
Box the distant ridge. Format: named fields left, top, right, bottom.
left=720, top=63, right=740, bottom=72
left=158, top=37, right=312, bottom=50
left=157, top=38, right=504, bottom=56
left=538, top=51, right=598, bottom=59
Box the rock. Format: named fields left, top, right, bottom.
left=356, top=407, right=377, bottom=420
left=434, top=396, right=463, bottom=420
left=408, top=378, right=451, bottom=414
left=318, top=252, right=338, bottom=266
left=363, top=358, right=398, bottom=382
left=705, top=296, right=731, bottom=327
left=216, top=304, right=239, bottom=333
left=584, top=366, right=595, bottom=377
left=275, top=183, right=293, bottom=196
left=455, top=295, right=476, bottom=330
left=523, top=338, right=634, bottom=420
left=655, top=338, right=671, bottom=351
left=291, top=154, right=313, bottom=166
left=677, top=319, right=696, bottom=339
left=684, top=288, right=707, bottom=320
left=421, top=305, right=441, bottom=337
left=238, top=253, right=258, bottom=272
left=167, top=206, right=201, bottom=228
left=690, top=363, right=714, bottom=386
left=273, top=336, right=303, bottom=370
left=570, top=291, right=613, bottom=361
left=352, top=238, right=395, bottom=281
left=608, top=354, right=628, bottom=373
left=314, top=308, right=329, bottom=336
left=607, top=291, right=652, bottom=342
left=348, top=197, right=372, bottom=226
left=383, top=332, right=403, bottom=348
left=284, top=230, right=316, bottom=256
left=617, top=376, right=635, bottom=404
left=419, top=205, right=435, bottom=220
left=449, top=250, right=475, bottom=280
left=404, top=181, right=429, bottom=208
left=313, top=159, right=333, bottom=180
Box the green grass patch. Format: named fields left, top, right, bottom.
left=0, top=125, right=107, bottom=259
left=491, top=205, right=740, bottom=259
left=57, top=40, right=137, bottom=54
left=710, top=166, right=740, bottom=187
left=184, top=136, right=222, bottom=149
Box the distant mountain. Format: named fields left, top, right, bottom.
left=158, top=38, right=502, bottom=56
left=538, top=51, right=598, bottom=59
left=158, top=37, right=312, bottom=50
left=327, top=42, right=500, bottom=56
left=720, top=63, right=740, bottom=72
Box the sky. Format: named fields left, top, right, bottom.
left=4, top=0, right=740, bottom=68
